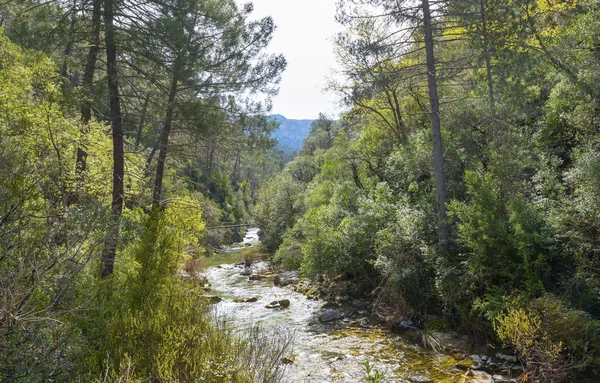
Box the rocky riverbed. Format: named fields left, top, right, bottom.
left=201, top=229, right=522, bottom=383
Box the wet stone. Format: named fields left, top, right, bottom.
left=470, top=354, right=484, bottom=370
left=265, top=299, right=290, bottom=309
left=274, top=271, right=299, bottom=287
left=351, top=299, right=368, bottom=310
left=281, top=356, right=295, bottom=364
left=471, top=370, right=494, bottom=383
left=319, top=310, right=342, bottom=323
left=248, top=274, right=263, bottom=280
left=240, top=269, right=252, bottom=276
left=495, top=352, right=518, bottom=363
left=202, top=295, right=222, bottom=304
left=233, top=297, right=259, bottom=303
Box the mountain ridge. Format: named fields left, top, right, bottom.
left=270, top=114, right=313, bottom=152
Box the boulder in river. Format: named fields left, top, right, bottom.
left=202, top=295, right=223, bottom=304
left=234, top=297, right=259, bottom=303
left=240, top=268, right=252, bottom=276
left=248, top=274, right=264, bottom=281
left=319, top=309, right=342, bottom=323
left=274, top=271, right=299, bottom=287
left=265, top=299, right=290, bottom=309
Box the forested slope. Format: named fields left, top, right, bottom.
left=270, top=114, right=314, bottom=152
left=254, top=1, right=600, bottom=381
left=0, top=0, right=289, bottom=381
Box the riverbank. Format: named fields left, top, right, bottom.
left=200, top=235, right=523, bottom=383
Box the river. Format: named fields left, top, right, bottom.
left=204, top=228, right=507, bottom=383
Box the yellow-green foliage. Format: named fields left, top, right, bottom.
left=0, top=28, right=145, bottom=204
left=494, top=307, right=545, bottom=357
left=494, top=296, right=599, bottom=382
left=84, top=206, right=287, bottom=383
left=0, top=29, right=114, bottom=382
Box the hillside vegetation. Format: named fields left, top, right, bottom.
left=254, top=1, right=600, bottom=381
left=270, top=114, right=314, bottom=152
left=0, top=0, right=288, bottom=381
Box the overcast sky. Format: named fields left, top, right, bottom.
left=241, top=0, right=343, bottom=120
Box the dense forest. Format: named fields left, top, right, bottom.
left=0, top=0, right=290, bottom=381
left=2, top=0, right=600, bottom=382
left=255, top=0, right=600, bottom=382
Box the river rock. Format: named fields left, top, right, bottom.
left=234, top=297, right=259, bottom=303
left=319, top=309, right=342, bottom=323
left=274, top=271, right=299, bottom=287
left=248, top=274, right=264, bottom=281
left=281, top=356, right=295, bottom=364
left=400, top=319, right=417, bottom=330
left=495, top=352, right=518, bottom=363
left=351, top=299, right=369, bottom=310
left=202, top=295, right=223, bottom=304
left=266, top=299, right=290, bottom=309
left=470, top=354, right=484, bottom=369
left=471, top=371, right=493, bottom=383
left=240, top=268, right=252, bottom=276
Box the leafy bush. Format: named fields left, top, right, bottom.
left=300, top=182, right=382, bottom=279
left=274, top=224, right=305, bottom=270
left=374, top=202, right=438, bottom=315
left=253, top=174, right=304, bottom=252
left=449, top=166, right=558, bottom=304
left=82, top=205, right=290, bottom=382
left=494, top=296, right=600, bottom=382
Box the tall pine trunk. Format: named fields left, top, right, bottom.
left=480, top=0, right=497, bottom=123
left=76, top=0, right=102, bottom=174
left=101, top=0, right=125, bottom=279
left=152, top=72, right=178, bottom=207
left=135, top=94, right=150, bottom=151
left=422, top=0, right=448, bottom=248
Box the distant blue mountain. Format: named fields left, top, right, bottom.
left=270, top=114, right=313, bottom=152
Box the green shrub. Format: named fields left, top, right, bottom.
left=82, top=206, right=291, bottom=382
left=494, top=295, right=599, bottom=382
left=274, top=225, right=305, bottom=270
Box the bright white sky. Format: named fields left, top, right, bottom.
left=241, top=0, right=343, bottom=120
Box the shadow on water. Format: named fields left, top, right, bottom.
left=204, top=229, right=491, bottom=383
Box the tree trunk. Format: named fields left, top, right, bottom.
left=422, top=0, right=448, bottom=248
left=145, top=139, right=159, bottom=174
left=76, top=0, right=102, bottom=174
left=135, top=94, right=150, bottom=151
left=480, top=0, right=497, bottom=123
left=101, top=0, right=125, bottom=279
left=233, top=151, right=240, bottom=183
left=59, top=0, right=77, bottom=86
left=152, top=72, right=178, bottom=207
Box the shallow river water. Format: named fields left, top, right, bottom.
left=204, top=229, right=496, bottom=383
